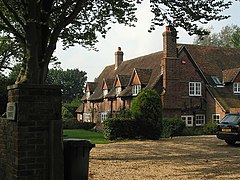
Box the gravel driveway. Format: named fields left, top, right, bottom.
left=89, top=135, right=240, bottom=180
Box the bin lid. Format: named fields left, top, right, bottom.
left=63, top=139, right=95, bottom=148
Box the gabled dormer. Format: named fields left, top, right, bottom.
left=114, top=75, right=122, bottom=96
left=82, top=82, right=97, bottom=100
left=102, top=79, right=108, bottom=98
left=102, top=78, right=114, bottom=98
left=223, top=68, right=240, bottom=94
left=129, top=68, right=152, bottom=96
left=113, top=74, right=131, bottom=97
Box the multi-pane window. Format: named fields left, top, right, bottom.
left=101, top=112, right=108, bottom=123
left=196, top=114, right=205, bottom=126
left=132, top=85, right=141, bottom=96
left=85, top=112, right=91, bottom=122
left=103, top=89, right=108, bottom=97
left=116, top=87, right=122, bottom=96
left=189, top=82, right=201, bottom=96
left=233, top=82, right=240, bottom=94
left=181, top=116, right=193, bottom=127
left=212, top=114, right=220, bottom=124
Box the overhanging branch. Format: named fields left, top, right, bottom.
left=2, top=0, right=27, bottom=31
left=0, top=11, right=25, bottom=44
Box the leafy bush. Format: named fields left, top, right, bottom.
left=63, top=118, right=96, bottom=130
left=203, top=121, right=217, bottom=135
left=116, top=108, right=131, bottom=118
left=103, top=118, right=136, bottom=140
left=62, top=106, right=74, bottom=120
left=131, top=89, right=162, bottom=139
left=63, top=100, right=82, bottom=118
left=161, top=118, right=185, bottom=138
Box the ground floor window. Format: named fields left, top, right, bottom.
left=101, top=112, right=108, bottom=123
left=85, top=112, right=91, bottom=122
left=212, top=114, right=220, bottom=124
left=196, top=114, right=205, bottom=126
left=181, top=116, right=193, bottom=127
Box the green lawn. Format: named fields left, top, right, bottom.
left=63, top=129, right=109, bottom=144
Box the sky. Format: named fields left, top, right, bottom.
left=55, top=1, right=240, bottom=82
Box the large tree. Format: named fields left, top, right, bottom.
left=0, top=0, right=233, bottom=84
left=46, top=68, right=87, bottom=102
left=194, top=24, right=240, bottom=48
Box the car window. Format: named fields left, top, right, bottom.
left=221, top=114, right=240, bottom=124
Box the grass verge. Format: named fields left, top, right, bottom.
left=63, top=129, right=109, bottom=144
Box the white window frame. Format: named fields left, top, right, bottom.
left=181, top=115, right=193, bottom=127
left=233, top=82, right=240, bottom=94
left=116, top=87, right=122, bottom=96
left=189, top=82, right=201, bottom=96
left=212, top=114, right=220, bottom=124
left=101, top=112, right=108, bottom=123
left=132, top=85, right=141, bottom=96
left=85, top=112, right=91, bottom=122
left=103, top=89, right=108, bottom=97
left=195, top=114, right=205, bottom=126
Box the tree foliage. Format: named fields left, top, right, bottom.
left=46, top=68, right=87, bottom=102
left=194, top=24, right=240, bottom=48
left=0, top=0, right=234, bottom=84
left=131, top=88, right=162, bottom=139
left=0, top=35, right=23, bottom=74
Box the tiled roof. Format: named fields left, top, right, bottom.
left=117, top=75, right=131, bottom=87
left=134, top=68, right=153, bottom=85
left=182, top=44, right=240, bottom=86
left=223, top=68, right=240, bottom=83
left=87, top=82, right=98, bottom=93
left=88, top=51, right=163, bottom=100
left=75, top=104, right=84, bottom=113
left=82, top=82, right=98, bottom=101
left=208, top=86, right=240, bottom=112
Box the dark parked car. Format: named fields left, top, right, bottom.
left=216, top=113, right=240, bottom=145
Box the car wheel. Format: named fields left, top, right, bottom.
left=225, top=140, right=236, bottom=145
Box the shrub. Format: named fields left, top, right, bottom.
left=203, top=121, right=217, bottom=135
left=131, top=89, right=162, bottom=139
left=161, top=118, right=185, bottom=138
left=103, top=118, right=136, bottom=140
left=63, top=118, right=96, bottom=130
left=62, top=106, right=74, bottom=120
left=116, top=108, right=131, bottom=118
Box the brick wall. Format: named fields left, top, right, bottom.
left=0, top=84, right=63, bottom=180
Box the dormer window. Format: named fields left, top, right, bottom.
left=116, top=87, right=122, bottom=96
left=86, top=92, right=90, bottom=99
left=132, top=85, right=141, bottom=96
left=233, top=82, right=240, bottom=94
left=103, top=89, right=108, bottom=97
left=211, top=76, right=224, bottom=87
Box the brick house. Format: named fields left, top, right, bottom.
left=77, top=26, right=240, bottom=128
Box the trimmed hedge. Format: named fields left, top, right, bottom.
left=103, top=118, right=136, bottom=140
left=161, top=118, right=185, bottom=138
left=63, top=118, right=96, bottom=130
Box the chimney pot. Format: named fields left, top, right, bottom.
left=165, top=26, right=170, bottom=32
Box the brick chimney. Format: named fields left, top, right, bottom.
left=161, top=26, right=181, bottom=114
left=115, top=47, right=123, bottom=70
left=162, top=26, right=177, bottom=58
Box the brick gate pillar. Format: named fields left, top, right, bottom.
left=5, top=84, right=64, bottom=180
